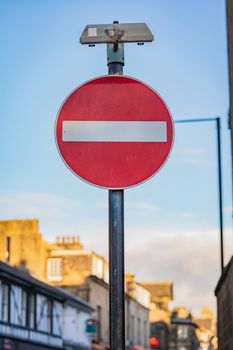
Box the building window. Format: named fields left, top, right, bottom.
left=47, top=299, right=52, bottom=333
left=36, top=294, right=51, bottom=333
left=22, top=290, right=27, bottom=326
left=2, top=283, right=9, bottom=322
left=137, top=318, right=141, bottom=345
left=103, top=263, right=109, bottom=284
left=28, top=293, right=35, bottom=328
left=135, top=284, right=151, bottom=308
left=92, top=256, right=104, bottom=280
left=52, top=301, right=63, bottom=336
left=97, top=305, right=102, bottom=341
left=131, top=315, right=135, bottom=344
left=177, top=325, right=189, bottom=339
left=143, top=320, right=147, bottom=347
left=47, top=258, right=63, bottom=281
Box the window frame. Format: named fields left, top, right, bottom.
left=47, top=258, right=63, bottom=282
left=1, top=282, right=10, bottom=323
left=28, top=292, right=36, bottom=329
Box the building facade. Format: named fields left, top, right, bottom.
left=169, top=309, right=200, bottom=350
left=148, top=300, right=216, bottom=350
left=150, top=321, right=169, bottom=350
left=48, top=238, right=150, bottom=349
left=0, top=220, right=47, bottom=279
left=0, top=261, right=93, bottom=350
left=0, top=219, right=218, bottom=349
left=195, top=307, right=217, bottom=350
left=141, top=282, right=173, bottom=324
left=215, top=256, right=233, bottom=350
left=0, top=220, right=150, bottom=349
left=125, top=274, right=150, bottom=348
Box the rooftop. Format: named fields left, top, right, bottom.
left=0, top=261, right=93, bottom=312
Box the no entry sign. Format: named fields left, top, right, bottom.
left=55, top=75, right=174, bottom=189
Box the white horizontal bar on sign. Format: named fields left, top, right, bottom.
left=62, top=121, right=167, bottom=142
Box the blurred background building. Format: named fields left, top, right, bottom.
left=169, top=307, right=199, bottom=350
left=0, top=219, right=150, bottom=349
left=215, top=256, right=233, bottom=350
left=0, top=219, right=217, bottom=349
left=0, top=261, right=92, bottom=350
left=214, top=3, right=233, bottom=350
left=141, top=282, right=173, bottom=325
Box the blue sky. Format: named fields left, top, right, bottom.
left=1, top=0, right=232, bottom=315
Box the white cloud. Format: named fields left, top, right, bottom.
left=125, top=226, right=233, bottom=315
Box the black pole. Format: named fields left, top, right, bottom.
left=216, top=117, right=224, bottom=272
left=109, top=190, right=125, bottom=350
left=107, top=26, right=125, bottom=350
left=175, top=117, right=225, bottom=272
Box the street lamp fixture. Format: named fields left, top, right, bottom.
left=80, top=22, right=154, bottom=45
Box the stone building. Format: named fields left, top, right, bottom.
left=0, top=261, right=93, bottom=350
left=125, top=274, right=151, bottom=348
left=0, top=219, right=151, bottom=349
left=215, top=256, right=233, bottom=350
left=0, top=219, right=218, bottom=349
left=47, top=239, right=110, bottom=348
left=195, top=307, right=215, bottom=331
left=0, top=219, right=47, bottom=279
left=169, top=308, right=200, bottom=350
left=168, top=307, right=217, bottom=350
left=195, top=307, right=217, bottom=350
left=141, top=281, right=173, bottom=324
left=139, top=282, right=173, bottom=349
left=47, top=237, right=150, bottom=349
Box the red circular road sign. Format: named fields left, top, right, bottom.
left=55, top=75, right=174, bottom=189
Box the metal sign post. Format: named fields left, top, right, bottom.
left=56, top=22, right=174, bottom=350
left=109, top=189, right=125, bottom=349
left=79, top=22, right=154, bottom=349
left=107, top=34, right=125, bottom=349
